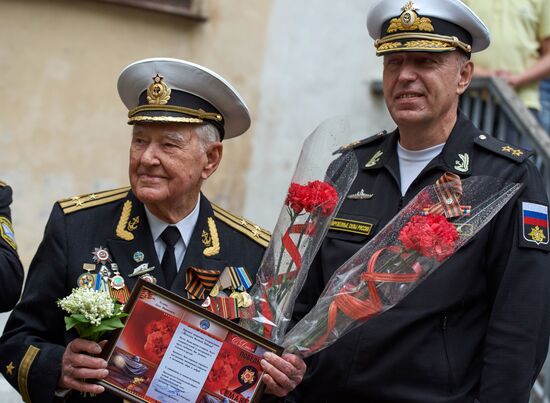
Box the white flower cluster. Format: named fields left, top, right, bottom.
left=58, top=288, right=115, bottom=326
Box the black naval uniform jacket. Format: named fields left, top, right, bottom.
left=0, top=182, right=24, bottom=312
left=0, top=188, right=268, bottom=403
left=290, top=113, right=550, bottom=403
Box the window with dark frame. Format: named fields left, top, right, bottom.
left=93, top=0, right=207, bottom=21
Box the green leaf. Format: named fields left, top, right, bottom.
left=74, top=322, right=91, bottom=338
left=78, top=326, right=104, bottom=341
left=64, top=316, right=79, bottom=331
left=70, top=314, right=89, bottom=323
left=100, top=317, right=126, bottom=329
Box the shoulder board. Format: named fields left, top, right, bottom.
left=474, top=134, right=533, bottom=163
left=58, top=186, right=131, bottom=215
left=0, top=180, right=6, bottom=187
left=333, top=131, right=388, bottom=155
left=212, top=203, right=271, bottom=248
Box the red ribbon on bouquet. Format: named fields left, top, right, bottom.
left=281, top=223, right=316, bottom=270
left=309, top=172, right=462, bottom=351
left=310, top=246, right=423, bottom=351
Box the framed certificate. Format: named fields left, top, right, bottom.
left=98, top=279, right=283, bottom=403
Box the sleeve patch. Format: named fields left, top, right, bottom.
left=0, top=216, right=17, bottom=250
left=519, top=200, right=549, bottom=251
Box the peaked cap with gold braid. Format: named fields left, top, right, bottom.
left=367, top=0, right=490, bottom=56
left=117, top=58, right=251, bottom=140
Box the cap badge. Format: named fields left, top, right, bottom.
left=147, top=73, right=171, bottom=105
left=387, top=1, right=434, bottom=33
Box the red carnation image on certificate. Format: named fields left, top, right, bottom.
left=203, top=347, right=241, bottom=391
left=201, top=332, right=264, bottom=402
left=143, top=317, right=179, bottom=363
left=117, top=298, right=180, bottom=365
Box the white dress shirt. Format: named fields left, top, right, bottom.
left=145, top=196, right=201, bottom=271
left=397, top=141, right=445, bottom=196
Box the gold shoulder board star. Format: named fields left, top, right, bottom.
left=6, top=361, right=15, bottom=376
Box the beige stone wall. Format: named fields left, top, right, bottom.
left=0, top=0, right=271, bottom=266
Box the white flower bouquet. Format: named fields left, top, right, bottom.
left=58, top=287, right=127, bottom=342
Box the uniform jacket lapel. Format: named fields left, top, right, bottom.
left=170, top=194, right=227, bottom=296
left=106, top=191, right=164, bottom=292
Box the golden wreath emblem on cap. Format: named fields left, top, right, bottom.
left=147, top=74, right=171, bottom=105
left=387, top=1, right=434, bottom=33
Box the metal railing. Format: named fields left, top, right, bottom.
left=371, top=77, right=550, bottom=195
left=461, top=77, right=550, bottom=198
left=371, top=77, right=550, bottom=402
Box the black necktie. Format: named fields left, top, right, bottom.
left=160, top=226, right=181, bottom=286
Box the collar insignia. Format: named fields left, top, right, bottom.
left=116, top=200, right=138, bottom=241
left=365, top=150, right=384, bottom=168
left=127, top=216, right=140, bottom=231
left=387, top=1, right=434, bottom=33
left=454, top=153, right=470, bottom=172
left=202, top=229, right=212, bottom=247
left=147, top=73, right=171, bottom=105
left=347, top=189, right=374, bottom=200
left=203, top=217, right=220, bottom=256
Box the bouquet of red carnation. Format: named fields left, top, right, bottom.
left=239, top=119, right=358, bottom=343
left=283, top=173, right=521, bottom=357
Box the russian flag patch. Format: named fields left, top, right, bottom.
left=521, top=201, right=549, bottom=249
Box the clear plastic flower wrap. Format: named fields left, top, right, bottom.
left=239, top=118, right=359, bottom=343
left=282, top=174, right=522, bottom=357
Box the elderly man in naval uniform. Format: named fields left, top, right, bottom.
left=0, top=58, right=305, bottom=403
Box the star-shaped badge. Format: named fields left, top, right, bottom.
left=6, top=361, right=15, bottom=376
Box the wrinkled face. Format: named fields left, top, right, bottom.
left=383, top=51, right=470, bottom=127
left=129, top=123, right=211, bottom=210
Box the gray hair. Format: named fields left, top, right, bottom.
left=195, top=123, right=221, bottom=151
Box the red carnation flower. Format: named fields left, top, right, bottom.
left=285, top=183, right=308, bottom=214
left=398, top=214, right=459, bottom=261
left=306, top=180, right=339, bottom=215
left=285, top=180, right=338, bottom=216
